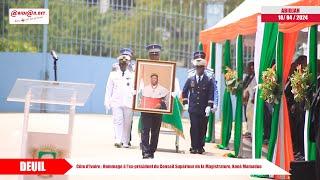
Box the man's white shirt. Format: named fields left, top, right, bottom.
left=104, top=69, right=134, bottom=108
left=142, top=84, right=169, bottom=98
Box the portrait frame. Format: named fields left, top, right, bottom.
left=133, top=59, right=176, bottom=114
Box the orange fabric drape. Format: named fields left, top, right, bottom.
left=275, top=32, right=298, bottom=179
left=200, top=0, right=320, bottom=44
left=199, top=14, right=258, bottom=44
left=202, top=43, right=210, bottom=64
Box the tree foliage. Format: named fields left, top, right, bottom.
left=0, top=0, right=206, bottom=65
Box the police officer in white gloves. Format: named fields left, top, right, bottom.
left=104, top=49, right=134, bottom=148
left=182, top=51, right=214, bottom=154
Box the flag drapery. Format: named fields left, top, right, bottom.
left=254, top=23, right=297, bottom=180
left=267, top=31, right=296, bottom=180
left=198, top=0, right=319, bottom=176
left=267, top=32, right=283, bottom=162
left=252, top=16, right=264, bottom=158
left=218, top=40, right=233, bottom=149
left=305, top=25, right=318, bottom=161
left=138, top=96, right=184, bottom=138
left=206, top=41, right=216, bottom=143
left=266, top=31, right=297, bottom=180
left=162, top=96, right=184, bottom=138
left=233, top=35, right=244, bottom=156
left=253, top=22, right=278, bottom=158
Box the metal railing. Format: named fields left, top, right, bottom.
left=0, top=0, right=206, bottom=67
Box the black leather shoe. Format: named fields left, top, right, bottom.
left=190, top=148, right=197, bottom=154
left=143, top=153, right=153, bottom=159
left=142, top=154, right=150, bottom=159
left=150, top=153, right=154, bottom=159
left=114, top=143, right=122, bottom=148
left=197, top=149, right=204, bottom=154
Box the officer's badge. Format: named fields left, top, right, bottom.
left=190, top=80, right=195, bottom=88
left=187, top=69, right=196, bottom=78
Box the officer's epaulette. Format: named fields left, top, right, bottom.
left=205, top=68, right=214, bottom=78
left=112, top=62, right=135, bottom=72
left=187, top=68, right=196, bottom=78
left=112, top=63, right=120, bottom=72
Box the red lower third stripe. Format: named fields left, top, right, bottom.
left=0, top=159, right=72, bottom=175
left=261, top=14, right=320, bottom=22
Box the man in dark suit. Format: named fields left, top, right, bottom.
left=310, top=75, right=320, bottom=180
left=182, top=51, right=214, bottom=154
left=285, top=55, right=307, bottom=160
left=140, top=44, right=163, bottom=159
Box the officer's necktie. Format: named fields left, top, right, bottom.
left=122, top=71, right=124, bottom=76
left=198, top=76, right=201, bottom=83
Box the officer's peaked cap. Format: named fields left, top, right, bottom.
left=146, top=44, right=162, bottom=54
left=120, top=48, right=133, bottom=57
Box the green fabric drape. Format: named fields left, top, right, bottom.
left=138, top=96, right=184, bottom=138
left=307, top=25, right=318, bottom=160
left=267, top=32, right=283, bottom=161
left=162, top=96, right=184, bottom=137
left=218, top=40, right=233, bottom=149
left=198, top=42, right=203, bottom=51
left=206, top=41, right=216, bottom=143
left=233, top=35, right=243, bottom=156
left=254, top=23, right=278, bottom=158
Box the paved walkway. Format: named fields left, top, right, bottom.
left=0, top=113, right=270, bottom=180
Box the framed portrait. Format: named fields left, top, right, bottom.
left=133, top=59, right=176, bottom=114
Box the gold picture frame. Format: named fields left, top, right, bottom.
left=133, top=59, right=176, bottom=114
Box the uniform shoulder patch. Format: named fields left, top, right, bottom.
left=205, top=68, right=215, bottom=78
left=187, top=68, right=196, bottom=78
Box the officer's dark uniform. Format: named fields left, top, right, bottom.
left=140, top=44, right=163, bottom=159
left=182, top=51, right=214, bottom=153
left=310, top=76, right=320, bottom=180
left=285, top=56, right=308, bottom=160
left=141, top=112, right=162, bottom=157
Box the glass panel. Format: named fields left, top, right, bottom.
left=28, top=112, right=70, bottom=134
left=7, top=79, right=95, bottom=106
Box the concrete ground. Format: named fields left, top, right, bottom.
left=0, top=113, right=270, bottom=180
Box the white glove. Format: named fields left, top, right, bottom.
left=171, top=92, right=177, bottom=97
left=183, top=104, right=188, bottom=111
left=211, top=105, right=218, bottom=112
left=105, top=104, right=110, bottom=114
left=205, top=106, right=211, bottom=117
left=132, top=90, right=137, bottom=95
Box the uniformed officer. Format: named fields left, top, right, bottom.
left=104, top=50, right=134, bottom=148
left=112, top=48, right=135, bottom=72
left=140, top=44, right=164, bottom=159
left=112, top=48, right=135, bottom=146
left=310, top=75, right=320, bottom=180
left=182, top=51, right=214, bottom=154
left=285, top=55, right=307, bottom=160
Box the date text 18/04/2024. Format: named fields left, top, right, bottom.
left=278, top=14, right=309, bottom=21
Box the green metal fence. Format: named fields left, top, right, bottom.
left=0, top=0, right=206, bottom=67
